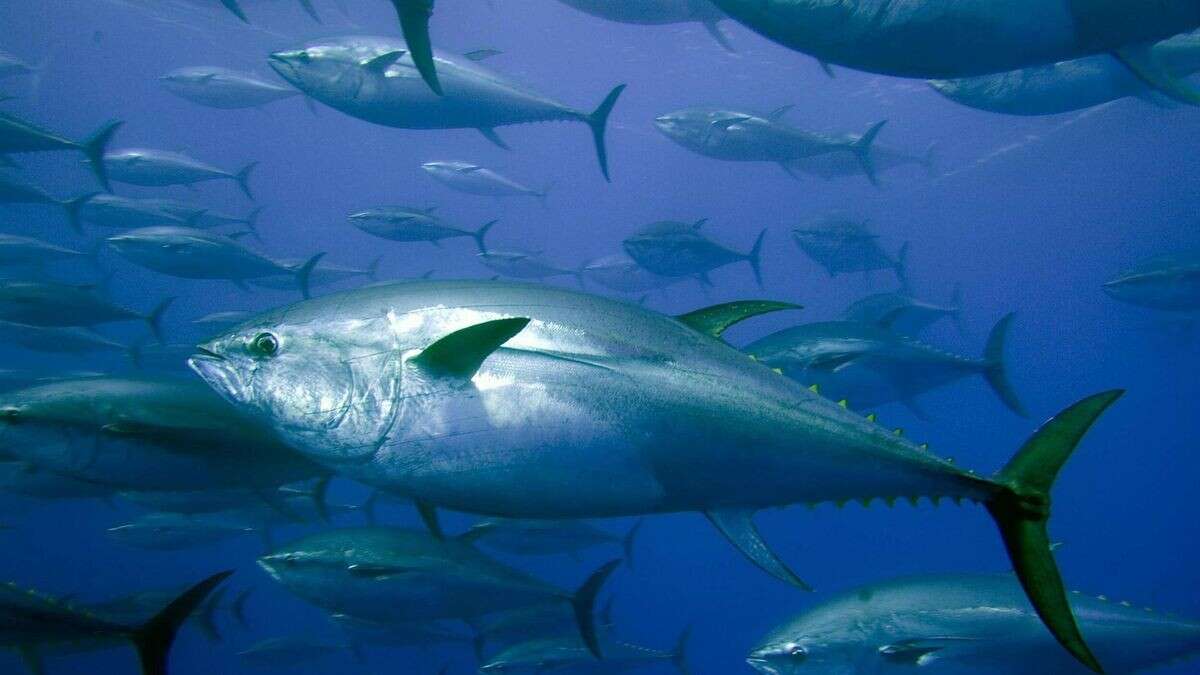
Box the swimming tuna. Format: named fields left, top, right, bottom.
left=0, top=113, right=120, bottom=189
left=481, top=628, right=690, bottom=674
left=785, top=142, right=936, bottom=182
left=792, top=218, right=907, bottom=282
left=248, top=257, right=380, bottom=291
left=0, top=461, right=113, bottom=502
left=189, top=279, right=1124, bottom=671
left=841, top=286, right=963, bottom=335
left=931, top=31, right=1200, bottom=116
left=105, top=226, right=323, bottom=298
left=89, top=583, right=250, bottom=645
left=743, top=315, right=1025, bottom=417
left=256, top=527, right=618, bottom=655
left=0, top=234, right=92, bottom=268
left=0, top=571, right=231, bottom=675
left=103, top=148, right=257, bottom=199
left=478, top=250, right=581, bottom=282
left=581, top=253, right=680, bottom=293
left=0, top=377, right=325, bottom=492
left=708, top=0, right=1200, bottom=105
left=159, top=67, right=299, bottom=109
left=0, top=281, right=173, bottom=343
left=0, top=321, right=138, bottom=361
left=552, top=0, right=733, bottom=50
left=73, top=194, right=202, bottom=230
left=350, top=206, right=497, bottom=252
left=421, top=161, right=548, bottom=203
left=654, top=107, right=887, bottom=184
left=461, top=518, right=641, bottom=562
left=106, top=511, right=261, bottom=551
left=267, top=36, right=625, bottom=180
left=0, top=174, right=91, bottom=228
left=623, top=219, right=766, bottom=286
left=1103, top=249, right=1200, bottom=311
left=748, top=573, right=1200, bottom=675
left=237, top=636, right=354, bottom=668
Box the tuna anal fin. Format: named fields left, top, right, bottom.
left=675, top=300, right=801, bottom=339
left=705, top=509, right=811, bottom=590
left=879, top=637, right=978, bottom=666
left=1114, top=44, right=1200, bottom=106
left=413, top=317, right=531, bottom=379
left=478, top=127, right=510, bottom=150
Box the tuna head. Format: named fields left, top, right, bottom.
left=654, top=108, right=732, bottom=149
left=189, top=311, right=405, bottom=466
left=746, top=628, right=868, bottom=675
left=268, top=38, right=409, bottom=105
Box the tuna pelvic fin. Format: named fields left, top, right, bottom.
left=219, top=0, right=249, bottom=22
left=706, top=509, right=812, bottom=591
left=1114, top=44, right=1200, bottom=106
left=586, top=84, right=627, bottom=182
left=295, top=252, right=326, bottom=300
left=983, top=313, right=1027, bottom=417
left=478, top=127, right=510, bottom=150
left=675, top=300, right=801, bottom=339
left=572, top=559, right=621, bottom=659
left=389, top=0, right=441, bottom=96
left=413, top=317, right=531, bottom=379
left=986, top=390, right=1124, bottom=674
left=132, top=570, right=234, bottom=675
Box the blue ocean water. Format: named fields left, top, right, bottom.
left=0, top=1, right=1198, bottom=673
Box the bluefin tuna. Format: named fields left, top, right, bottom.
left=785, top=142, right=936, bottom=182
left=747, top=573, right=1200, bottom=675
left=248, top=257, right=380, bottom=291
left=89, top=583, right=250, bottom=645
left=0, top=113, right=120, bottom=189
left=267, top=36, right=625, bottom=180
left=0, top=174, right=92, bottom=229
left=552, top=0, right=733, bottom=50
left=106, top=511, right=261, bottom=551
left=189, top=279, right=1124, bottom=671
left=237, top=636, right=355, bottom=668
left=708, top=0, right=1200, bottom=106
left=159, top=67, right=299, bottom=109
left=0, top=377, right=325, bottom=492
left=421, top=161, right=548, bottom=203
left=481, top=628, right=690, bottom=674
left=930, top=31, right=1200, bottom=116
left=461, top=518, right=641, bottom=562
left=0, top=281, right=173, bottom=343
left=0, top=321, right=138, bottom=361
left=743, top=315, right=1026, bottom=417
left=103, top=148, right=257, bottom=199
left=0, top=571, right=231, bottom=675
left=0, top=234, right=92, bottom=268
left=105, top=226, right=323, bottom=298
left=654, top=107, right=887, bottom=184
left=350, top=206, right=497, bottom=252
left=74, top=194, right=202, bottom=230
left=623, top=219, right=766, bottom=286
left=1103, top=249, right=1200, bottom=311
left=0, top=461, right=113, bottom=501
left=478, top=250, right=581, bottom=282
left=792, top=218, right=907, bottom=282
left=841, top=286, right=964, bottom=335
left=256, top=527, right=618, bottom=655
left=581, top=253, right=680, bottom=293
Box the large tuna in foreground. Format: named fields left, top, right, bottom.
left=708, top=0, right=1200, bottom=104
left=748, top=573, right=1200, bottom=675
left=266, top=36, right=625, bottom=180
left=190, top=280, right=1122, bottom=672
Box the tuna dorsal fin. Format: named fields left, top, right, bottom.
left=1114, top=43, right=1200, bottom=106
left=675, top=300, right=801, bottom=339
left=361, top=50, right=406, bottom=74
left=767, top=104, right=793, bottom=120
left=705, top=509, right=811, bottom=590
left=463, top=48, right=501, bottom=61
left=412, top=317, right=531, bottom=379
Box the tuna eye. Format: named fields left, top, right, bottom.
left=250, top=332, right=279, bottom=357
left=788, top=645, right=807, bottom=661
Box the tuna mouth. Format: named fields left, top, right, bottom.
left=188, top=349, right=246, bottom=403
left=267, top=54, right=297, bottom=81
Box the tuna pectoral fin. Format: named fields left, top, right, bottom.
left=132, top=570, right=233, bottom=675
left=572, top=559, right=621, bottom=659
left=986, top=390, right=1123, bottom=675
left=675, top=300, right=801, bottom=339
left=851, top=120, right=887, bottom=188
left=80, top=120, right=122, bottom=192
left=878, top=637, right=979, bottom=666
left=416, top=499, right=444, bottom=539
left=585, top=84, right=628, bottom=182
left=388, top=0, right=442, bottom=96
left=1114, top=45, right=1200, bottom=106
left=219, top=0, right=249, bottom=22
left=982, top=313, right=1026, bottom=418
left=413, top=317, right=531, bottom=379
left=705, top=509, right=812, bottom=590
left=478, top=127, right=510, bottom=150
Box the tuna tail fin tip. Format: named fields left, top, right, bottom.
left=145, top=296, right=175, bottom=346
left=986, top=390, right=1123, bottom=675
left=572, top=559, right=621, bottom=659
left=80, top=120, right=121, bottom=192
left=235, top=162, right=258, bottom=201
left=746, top=229, right=767, bottom=288
left=296, top=252, right=326, bottom=299
left=132, top=570, right=233, bottom=675
left=586, top=84, right=627, bottom=182
left=982, top=313, right=1025, bottom=417
left=852, top=119, right=887, bottom=188
left=63, top=193, right=97, bottom=234
left=473, top=219, right=499, bottom=254
left=389, top=0, right=442, bottom=96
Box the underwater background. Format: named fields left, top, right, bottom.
left=1, top=0, right=1198, bottom=673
